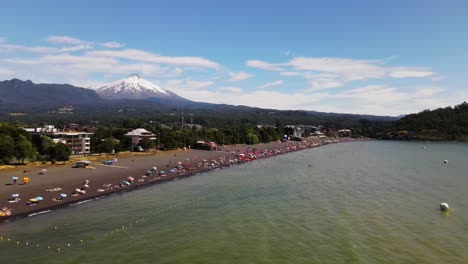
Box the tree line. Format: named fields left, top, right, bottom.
left=0, top=124, right=71, bottom=165
left=357, top=102, right=468, bottom=141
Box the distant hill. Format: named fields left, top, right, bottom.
left=395, top=102, right=468, bottom=140
left=361, top=102, right=468, bottom=141
left=0, top=79, right=102, bottom=108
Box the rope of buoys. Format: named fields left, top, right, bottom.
left=0, top=192, right=218, bottom=253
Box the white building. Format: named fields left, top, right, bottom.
left=124, top=128, right=157, bottom=145
left=24, top=125, right=93, bottom=155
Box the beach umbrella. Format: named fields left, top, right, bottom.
left=41, top=169, right=47, bottom=173
left=29, top=198, right=38, bottom=203
left=60, top=193, right=67, bottom=198
left=152, top=166, right=157, bottom=171
left=11, top=193, right=19, bottom=198
left=12, top=176, right=18, bottom=180
left=82, top=184, right=89, bottom=189
left=75, top=188, right=86, bottom=194
left=122, top=181, right=131, bottom=186
left=36, top=196, right=44, bottom=201
left=159, top=171, right=165, bottom=174
left=127, top=176, right=135, bottom=182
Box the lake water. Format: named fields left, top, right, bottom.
left=0, top=141, right=467, bottom=263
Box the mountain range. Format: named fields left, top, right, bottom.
left=0, top=76, right=400, bottom=124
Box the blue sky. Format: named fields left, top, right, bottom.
left=1, top=0, right=467, bottom=115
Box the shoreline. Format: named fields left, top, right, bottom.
left=1, top=138, right=363, bottom=223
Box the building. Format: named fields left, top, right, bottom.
left=194, top=141, right=217, bottom=151
left=338, top=129, right=352, bottom=137
left=124, top=128, right=157, bottom=145
left=24, top=125, right=93, bottom=155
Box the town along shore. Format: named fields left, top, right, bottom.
left=0, top=138, right=362, bottom=222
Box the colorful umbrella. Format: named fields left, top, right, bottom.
left=36, top=196, right=44, bottom=201
left=122, top=181, right=131, bottom=186
left=127, top=176, right=135, bottom=181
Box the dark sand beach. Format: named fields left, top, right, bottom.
left=0, top=138, right=356, bottom=222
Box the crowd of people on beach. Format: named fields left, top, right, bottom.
left=1, top=138, right=359, bottom=219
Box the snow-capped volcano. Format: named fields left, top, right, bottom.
left=93, top=74, right=186, bottom=101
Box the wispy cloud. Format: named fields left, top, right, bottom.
left=101, top=42, right=124, bottom=49
left=178, top=84, right=456, bottom=116
left=247, top=57, right=435, bottom=81
left=88, top=49, right=220, bottom=69
left=387, top=67, right=435, bottom=78
left=220, top=86, right=243, bottom=93
left=45, top=35, right=89, bottom=45
left=228, top=71, right=252, bottom=82
left=246, top=60, right=284, bottom=71
left=0, top=36, right=221, bottom=86
left=280, top=71, right=300, bottom=76
left=0, top=37, right=5, bottom=43
left=0, top=68, right=14, bottom=76
left=0, top=44, right=92, bottom=54
left=257, top=80, right=283, bottom=89
left=161, top=79, right=214, bottom=91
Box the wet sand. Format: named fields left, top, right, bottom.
left=0, top=138, right=358, bottom=222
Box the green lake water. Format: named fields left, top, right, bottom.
left=0, top=141, right=467, bottom=263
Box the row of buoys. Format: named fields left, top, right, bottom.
left=0, top=194, right=207, bottom=253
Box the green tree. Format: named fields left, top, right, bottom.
left=54, top=142, right=71, bottom=163
left=0, top=135, right=15, bottom=164
left=246, top=133, right=260, bottom=145
left=139, top=137, right=155, bottom=149
left=36, top=135, right=55, bottom=155
left=14, top=135, right=36, bottom=164
left=98, top=137, right=118, bottom=153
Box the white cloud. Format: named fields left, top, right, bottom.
left=0, top=44, right=92, bottom=54
left=88, top=49, right=220, bottom=69
left=288, top=57, right=387, bottom=81
left=246, top=60, right=284, bottom=71
left=414, top=87, right=445, bottom=96
left=46, top=35, right=89, bottom=45
left=220, top=86, right=243, bottom=93
left=174, top=83, right=460, bottom=116
left=280, top=71, right=300, bottom=76
left=257, top=80, right=283, bottom=89
left=247, top=57, right=435, bottom=82
left=228, top=71, right=252, bottom=82
left=162, top=79, right=214, bottom=91
left=101, top=42, right=124, bottom=48
left=0, top=37, right=5, bottom=43
left=0, top=68, right=14, bottom=76
left=0, top=44, right=59, bottom=54
left=388, top=67, right=435, bottom=78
